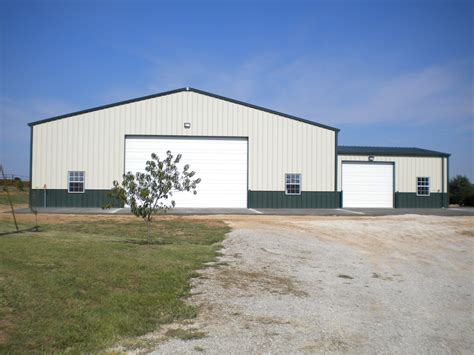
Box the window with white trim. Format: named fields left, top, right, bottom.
left=285, top=173, right=301, bottom=195
left=416, top=177, right=430, bottom=196
left=68, top=171, right=85, bottom=193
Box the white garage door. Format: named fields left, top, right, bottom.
left=125, top=137, right=248, bottom=208
left=342, top=163, right=393, bottom=208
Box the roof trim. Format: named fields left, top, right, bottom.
left=338, top=145, right=450, bottom=158
left=27, top=87, right=340, bottom=132
left=189, top=88, right=339, bottom=131
left=27, top=88, right=185, bottom=127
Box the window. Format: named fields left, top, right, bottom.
left=285, top=173, right=301, bottom=195
left=68, top=171, right=85, bottom=193
left=417, top=177, right=430, bottom=196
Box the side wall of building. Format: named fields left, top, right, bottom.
left=30, top=91, right=338, bottom=208
left=337, top=155, right=448, bottom=208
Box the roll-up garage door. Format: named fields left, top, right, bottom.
left=125, top=137, right=248, bottom=208
left=342, top=162, right=394, bottom=208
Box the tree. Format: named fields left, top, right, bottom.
left=106, top=151, right=201, bottom=243
left=449, top=175, right=474, bottom=206
left=15, top=178, right=24, bottom=191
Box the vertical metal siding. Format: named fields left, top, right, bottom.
left=32, top=91, right=336, bottom=192
left=248, top=191, right=340, bottom=208
left=395, top=192, right=447, bottom=208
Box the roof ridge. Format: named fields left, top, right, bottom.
left=27, top=87, right=339, bottom=132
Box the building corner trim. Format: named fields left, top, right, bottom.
left=334, top=131, right=338, bottom=194
left=29, top=126, right=33, bottom=208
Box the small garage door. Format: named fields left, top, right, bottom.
left=125, top=137, right=248, bottom=208
left=342, top=163, right=394, bottom=208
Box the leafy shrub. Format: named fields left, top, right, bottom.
left=449, top=175, right=474, bottom=206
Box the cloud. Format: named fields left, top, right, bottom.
left=126, top=50, right=277, bottom=101
left=142, top=55, right=473, bottom=127
left=330, top=63, right=473, bottom=125
left=2, top=55, right=472, bottom=178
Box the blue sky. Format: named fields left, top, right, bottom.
left=1, top=0, right=473, bottom=180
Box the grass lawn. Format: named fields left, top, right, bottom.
left=0, top=187, right=29, bottom=205
left=0, top=216, right=229, bottom=352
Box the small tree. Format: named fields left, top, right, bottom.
left=16, top=178, right=25, bottom=191
left=107, top=151, right=201, bottom=243
left=449, top=175, right=474, bottom=206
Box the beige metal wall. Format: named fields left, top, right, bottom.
left=32, top=91, right=336, bottom=191
left=337, top=155, right=447, bottom=193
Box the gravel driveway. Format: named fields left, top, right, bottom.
left=133, top=215, right=473, bottom=354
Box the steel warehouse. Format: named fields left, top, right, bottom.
left=28, top=87, right=449, bottom=209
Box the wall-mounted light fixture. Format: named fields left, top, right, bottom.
left=184, top=122, right=191, bottom=129
left=368, top=155, right=375, bottom=161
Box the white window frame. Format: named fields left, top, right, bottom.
left=68, top=171, right=85, bottom=193
left=285, top=173, right=302, bottom=195
left=416, top=177, right=430, bottom=196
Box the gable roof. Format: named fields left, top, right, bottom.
left=27, top=87, right=339, bottom=132
left=338, top=145, right=450, bottom=157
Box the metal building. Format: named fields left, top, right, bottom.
left=28, top=87, right=449, bottom=209
left=338, top=147, right=449, bottom=208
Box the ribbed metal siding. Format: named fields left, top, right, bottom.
left=32, top=91, right=336, bottom=192
left=248, top=191, right=340, bottom=208
left=337, top=155, right=445, bottom=193
left=395, top=192, right=448, bottom=208
left=30, top=189, right=122, bottom=208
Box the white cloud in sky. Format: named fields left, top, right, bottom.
left=144, top=55, right=473, bottom=127
left=2, top=53, right=472, bottom=177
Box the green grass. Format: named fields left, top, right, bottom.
left=0, top=217, right=229, bottom=352
left=0, top=187, right=29, bottom=205
left=165, top=328, right=206, bottom=340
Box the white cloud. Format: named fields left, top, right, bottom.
left=142, top=55, right=473, bottom=127
left=2, top=57, right=472, bottom=178
left=332, top=63, right=473, bottom=124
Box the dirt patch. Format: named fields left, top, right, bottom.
left=216, top=269, right=308, bottom=297
left=457, top=229, right=474, bottom=237
left=141, top=214, right=473, bottom=354
left=299, top=334, right=350, bottom=353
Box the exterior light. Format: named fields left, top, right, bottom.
left=184, top=122, right=191, bottom=129
left=368, top=155, right=375, bottom=161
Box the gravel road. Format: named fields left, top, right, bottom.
left=129, top=215, right=473, bottom=354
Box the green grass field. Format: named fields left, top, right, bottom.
left=0, top=187, right=29, bottom=205
left=0, top=217, right=229, bottom=352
